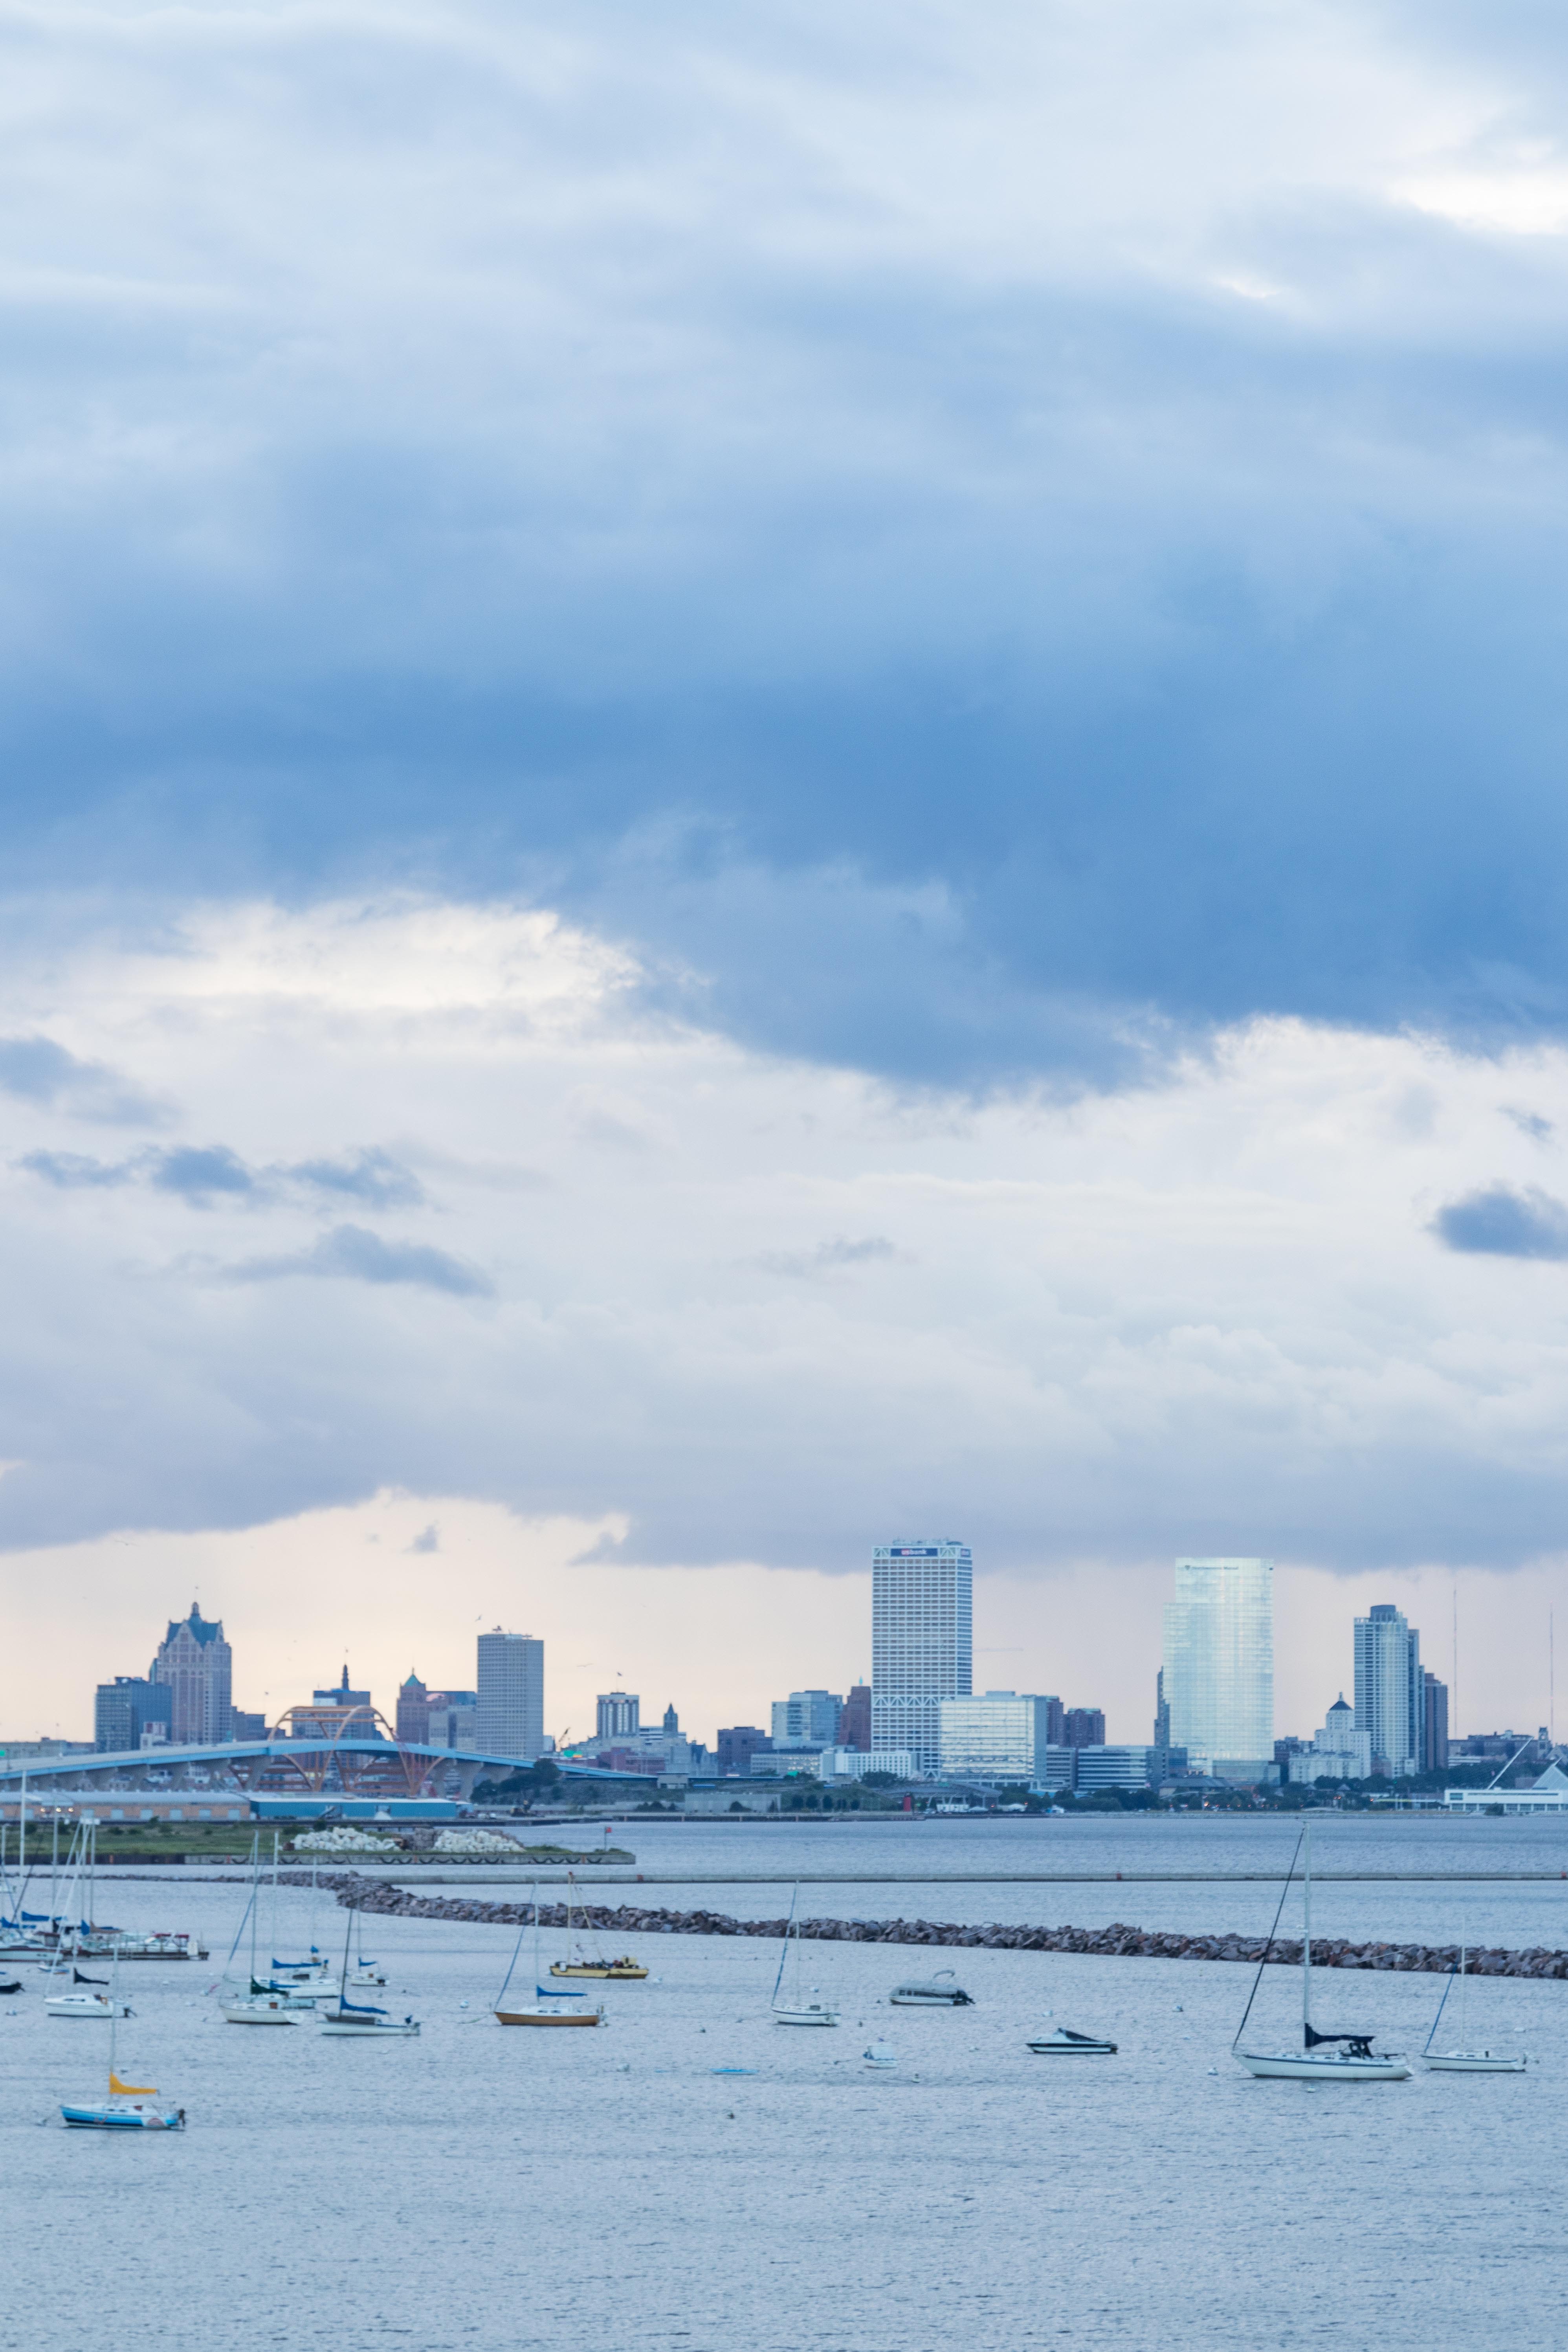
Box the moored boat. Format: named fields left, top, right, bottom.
left=1233, top=1827, right=1410, bottom=2084
left=1027, top=2026, right=1118, bottom=2056
left=891, top=1970, right=973, bottom=2007
left=772, top=1885, right=839, bottom=2027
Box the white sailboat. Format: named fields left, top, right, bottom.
left=61, top=1943, right=184, bottom=2131
left=1234, top=1826, right=1411, bottom=2082
left=494, top=1884, right=603, bottom=2025
left=223, top=1837, right=306, bottom=2025
left=1423, top=1941, right=1528, bottom=2073
left=771, top=1885, right=839, bottom=2026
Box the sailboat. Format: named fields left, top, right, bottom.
left=61, top=1943, right=184, bottom=2131
left=771, top=1886, right=839, bottom=2026
left=548, top=1874, right=647, bottom=1981
left=223, top=1838, right=307, bottom=2025
left=495, top=1886, right=604, bottom=2025
left=1423, top=1941, right=1528, bottom=2072
left=1234, top=1826, right=1411, bottom=2082
left=319, top=1904, right=420, bottom=2035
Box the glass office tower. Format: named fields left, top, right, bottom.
left=872, top=1540, right=973, bottom=1775
left=1162, top=1558, right=1273, bottom=1776
left=1354, top=1604, right=1422, bottom=1778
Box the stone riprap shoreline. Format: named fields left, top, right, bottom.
left=318, top=1875, right=1568, bottom=1979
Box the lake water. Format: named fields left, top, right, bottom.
left=6, top=1813, right=1565, bottom=2350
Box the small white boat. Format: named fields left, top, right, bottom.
left=222, top=1994, right=304, bottom=2026
left=862, top=2041, right=897, bottom=2068
left=1027, top=2026, right=1118, bottom=2056
left=46, top=1992, right=132, bottom=2021
left=772, top=1886, right=839, bottom=2027
left=891, top=1970, right=973, bottom=2007
left=1234, top=1826, right=1410, bottom=2084
left=493, top=1888, right=604, bottom=2026
left=1422, top=1941, right=1528, bottom=2073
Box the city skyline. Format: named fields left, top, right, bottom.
left=22, top=1511, right=1559, bottom=1766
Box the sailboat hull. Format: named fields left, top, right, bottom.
left=495, top=2007, right=602, bottom=2026
left=1235, top=2050, right=1411, bottom=2081
left=1424, top=2052, right=1528, bottom=2073
left=222, top=2002, right=303, bottom=2025
left=549, top=1962, right=647, bottom=1980
left=772, top=2005, right=840, bottom=2026
left=61, top=2103, right=184, bottom=2130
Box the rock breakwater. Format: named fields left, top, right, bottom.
left=317, top=1875, right=1568, bottom=1979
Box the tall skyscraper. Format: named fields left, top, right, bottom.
left=151, top=1603, right=233, bottom=1745
left=476, top=1629, right=545, bottom=1759
left=1162, top=1558, right=1273, bottom=1776
left=872, top=1539, right=973, bottom=1775
left=1153, top=1669, right=1170, bottom=1749
left=1354, top=1605, right=1421, bottom=1777
left=838, top=1684, right=872, bottom=1752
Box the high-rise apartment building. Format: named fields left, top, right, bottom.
left=1162, top=1558, right=1273, bottom=1777
left=596, top=1692, right=640, bottom=1740
left=151, top=1604, right=233, bottom=1745
left=771, top=1690, right=843, bottom=1748
left=1423, top=1670, right=1449, bottom=1775
left=872, top=1540, right=973, bottom=1775
left=1063, top=1708, right=1106, bottom=1748
left=838, top=1684, right=872, bottom=1752
left=1153, top=1670, right=1170, bottom=1749
left=476, top=1629, right=544, bottom=1759
left=396, top=1673, right=430, bottom=1746
left=1353, top=1605, right=1421, bottom=1779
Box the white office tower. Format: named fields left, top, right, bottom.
left=873, top=1540, right=973, bottom=1775
left=938, top=1693, right=1056, bottom=1785
left=1353, top=1605, right=1421, bottom=1778
left=1162, top=1558, right=1273, bottom=1778
left=475, top=1628, right=545, bottom=1759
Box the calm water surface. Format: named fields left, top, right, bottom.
left=6, top=1816, right=1564, bottom=2350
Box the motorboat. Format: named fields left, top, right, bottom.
left=494, top=1886, right=604, bottom=2025
left=862, top=2041, right=897, bottom=2068
left=891, top=1970, right=973, bottom=2007
left=1423, top=1941, right=1528, bottom=2072
left=1027, top=2026, right=1118, bottom=2055
left=1234, top=1826, right=1411, bottom=2083
left=772, top=1885, right=839, bottom=2027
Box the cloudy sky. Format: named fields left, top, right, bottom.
left=4, top=0, right=1568, bottom=1745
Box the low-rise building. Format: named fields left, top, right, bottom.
left=717, top=1726, right=771, bottom=1776
left=811, top=1746, right=915, bottom=1781
left=1287, top=1695, right=1372, bottom=1784
left=1074, top=1745, right=1187, bottom=1790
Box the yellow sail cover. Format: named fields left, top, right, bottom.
left=110, top=2071, right=157, bottom=2096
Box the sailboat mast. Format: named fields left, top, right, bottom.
left=249, top=1833, right=259, bottom=1985
left=1301, top=1824, right=1312, bottom=2043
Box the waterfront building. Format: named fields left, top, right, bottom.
left=813, top=1746, right=915, bottom=1781
left=1353, top=1605, right=1421, bottom=1778
left=396, top=1673, right=431, bottom=1746
left=872, top=1539, right=973, bottom=1775
left=1063, top=1707, right=1105, bottom=1749
left=1423, top=1670, right=1449, bottom=1774
left=938, top=1693, right=1061, bottom=1785
left=1036, top=1745, right=1076, bottom=1791
left=151, top=1603, right=233, bottom=1745
left=94, top=1676, right=172, bottom=1753
left=1162, top=1558, right=1274, bottom=1778
left=838, top=1684, right=872, bottom=1751
left=717, top=1726, right=772, bottom=1775
left=477, top=1630, right=544, bottom=1759
left=771, top=1690, right=844, bottom=1748
left=1075, top=1745, right=1187, bottom=1791
left=596, top=1692, right=640, bottom=1740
